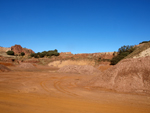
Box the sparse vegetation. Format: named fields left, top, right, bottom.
left=30, top=49, right=59, bottom=58
left=98, top=57, right=111, bottom=62
left=32, top=54, right=39, bottom=58
left=110, top=45, right=136, bottom=65
left=139, top=40, right=150, bottom=44
left=30, top=53, right=36, bottom=57
left=6, top=50, right=14, bottom=55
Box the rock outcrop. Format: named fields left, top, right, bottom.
left=11, top=45, right=34, bottom=55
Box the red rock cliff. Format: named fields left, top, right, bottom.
left=11, top=45, right=34, bottom=55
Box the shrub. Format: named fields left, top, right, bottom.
left=110, top=45, right=135, bottom=65
left=30, top=53, right=36, bottom=57
left=6, top=50, right=14, bottom=55
left=54, top=49, right=58, bottom=52
left=47, top=52, right=53, bottom=56
left=21, top=52, right=25, bottom=56
left=33, top=54, right=39, bottom=58
left=118, top=45, right=134, bottom=54
left=54, top=52, right=59, bottom=56
left=30, top=49, right=59, bottom=58
left=46, top=50, right=59, bottom=57
left=98, top=58, right=111, bottom=62
left=111, top=52, right=129, bottom=65
left=39, top=53, right=45, bottom=58
left=41, top=51, right=47, bottom=56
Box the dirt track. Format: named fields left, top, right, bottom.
left=0, top=67, right=150, bottom=113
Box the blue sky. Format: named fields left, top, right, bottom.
left=0, top=0, right=150, bottom=54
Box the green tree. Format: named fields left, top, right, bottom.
left=118, top=45, right=134, bottom=54
left=110, top=45, right=135, bottom=65
left=30, top=53, right=36, bottom=57
left=21, top=52, right=25, bottom=56
left=39, top=53, right=45, bottom=58
left=30, top=49, right=60, bottom=58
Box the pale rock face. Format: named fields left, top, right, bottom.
left=48, top=60, right=95, bottom=68
left=0, top=47, right=11, bottom=52
left=133, top=48, right=150, bottom=58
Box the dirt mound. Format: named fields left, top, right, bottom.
left=89, top=57, right=150, bottom=94
left=18, top=63, right=35, bottom=68
left=58, top=65, right=101, bottom=75
left=98, top=65, right=112, bottom=72
left=0, top=64, right=11, bottom=72
left=11, top=44, right=34, bottom=55
left=98, top=61, right=112, bottom=72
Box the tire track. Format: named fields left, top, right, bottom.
left=40, top=77, right=58, bottom=93
left=40, top=80, right=51, bottom=93
left=54, top=80, right=78, bottom=96
left=40, top=76, right=79, bottom=96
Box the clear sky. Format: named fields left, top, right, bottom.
left=0, top=0, right=150, bottom=54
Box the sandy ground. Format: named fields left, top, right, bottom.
left=48, top=60, right=95, bottom=68
left=0, top=67, right=150, bottom=113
